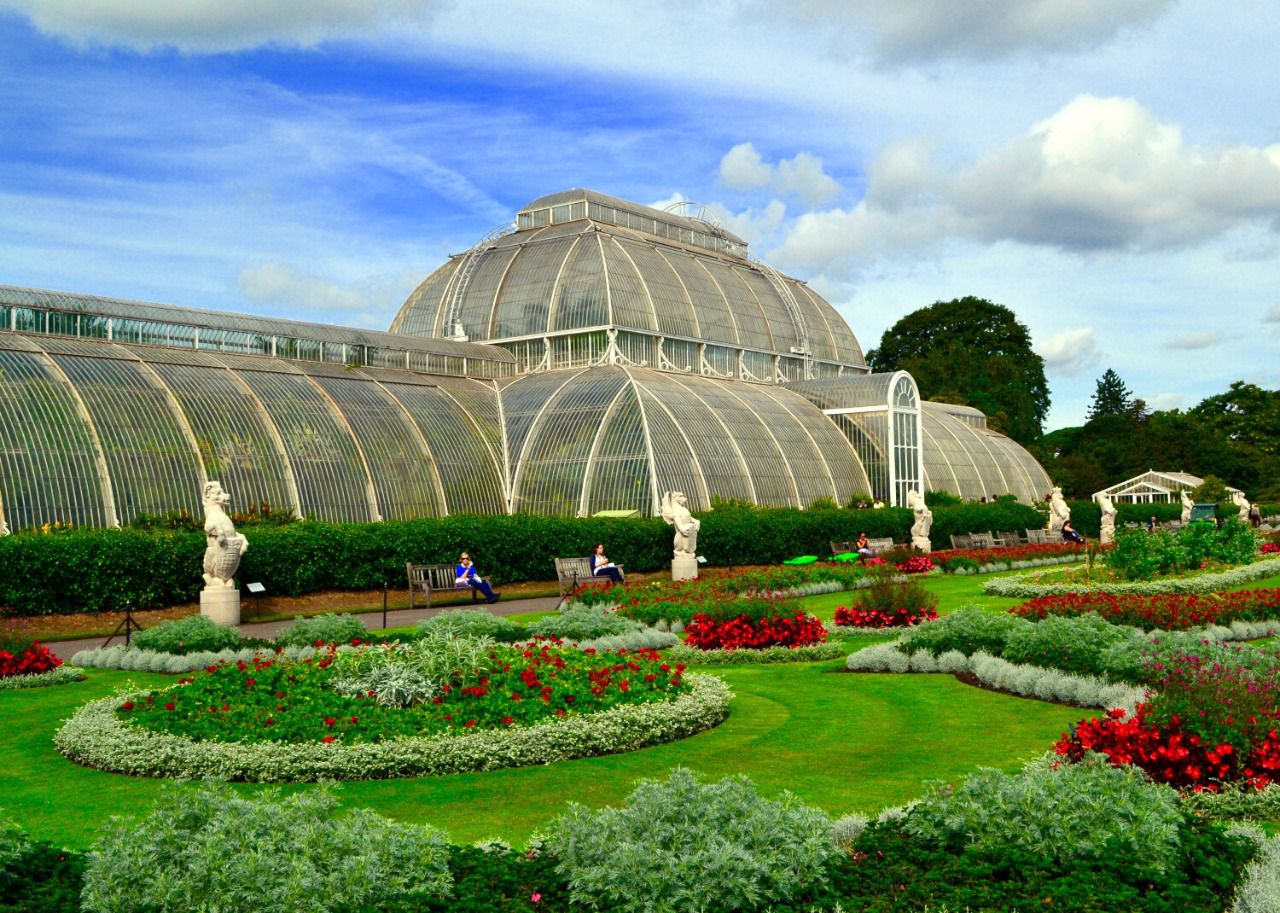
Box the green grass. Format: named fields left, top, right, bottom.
left=8, top=562, right=1275, bottom=854
left=0, top=655, right=1081, bottom=850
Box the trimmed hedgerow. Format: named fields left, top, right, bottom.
left=0, top=503, right=1046, bottom=615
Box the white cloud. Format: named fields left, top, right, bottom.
left=1146, top=392, right=1186, bottom=411
left=1266, top=304, right=1280, bottom=323
left=0, top=0, right=441, bottom=51
left=719, top=143, right=772, bottom=190
left=1035, top=327, right=1100, bottom=376
left=717, top=143, right=841, bottom=207
left=1165, top=331, right=1221, bottom=350
left=238, top=263, right=418, bottom=327
left=747, top=0, right=1175, bottom=63
left=770, top=95, right=1280, bottom=278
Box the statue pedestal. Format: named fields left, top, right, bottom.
left=200, top=587, right=240, bottom=626
left=671, top=556, right=698, bottom=581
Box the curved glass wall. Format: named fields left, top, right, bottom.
left=0, top=331, right=507, bottom=531
left=501, top=367, right=870, bottom=515
left=920, top=402, right=1052, bottom=503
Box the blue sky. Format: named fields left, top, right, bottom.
left=1, top=0, right=1277, bottom=430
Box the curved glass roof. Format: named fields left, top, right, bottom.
left=0, top=331, right=506, bottom=530
left=0, top=284, right=514, bottom=374
left=920, top=402, right=1052, bottom=503
left=388, top=190, right=865, bottom=366
left=501, top=366, right=871, bottom=515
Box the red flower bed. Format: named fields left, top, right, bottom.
left=834, top=605, right=938, bottom=628
left=1011, top=589, right=1280, bottom=631
left=1262, top=543, right=1280, bottom=555
left=0, top=641, right=62, bottom=678
left=684, top=612, right=827, bottom=650
left=894, top=555, right=936, bottom=574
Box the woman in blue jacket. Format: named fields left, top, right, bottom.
left=456, top=552, right=500, bottom=603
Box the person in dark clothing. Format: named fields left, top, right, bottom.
left=590, top=543, right=625, bottom=584
left=456, top=552, right=499, bottom=603
left=1061, top=521, right=1085, bottom=545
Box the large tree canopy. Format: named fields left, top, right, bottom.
left=866, top=296, right=1050, bottom=444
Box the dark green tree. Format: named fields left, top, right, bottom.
left=1086, top=369, right=1134, bottom=420
left=866, top=296, right=1050, bottom=444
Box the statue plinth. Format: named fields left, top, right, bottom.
left=671, top=555, right=698, bottom=581
left=200, top=587, right=240, bottom=626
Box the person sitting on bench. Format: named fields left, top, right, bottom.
left=855, top=531, right=874, bottom=558
left=590, top=543, right=625, bottom=584
left=456, top=552, right=500, bottom=604
left=1061, top=521, right=1085, bottom=545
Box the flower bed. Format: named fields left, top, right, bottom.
left=983, top=555, right=1280, bottom=598
left=114, top=643, right=688, bottom=745
left=55, top=672, right=731, bottom=781
left=684, top=611, right=827, bottom=651
left=1012, top=588, right=1280, bottom=631
left=0, top=641, right=62, bottom=678
left=834, top=605, right=938, bottom=629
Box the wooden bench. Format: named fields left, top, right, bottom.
left=554, top=556, right=624, bottom=598
left=831, top=538, right=894, bottom=556
left=406, top=562, right=482, bottom=611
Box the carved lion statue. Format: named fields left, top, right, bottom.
left=202, top=481, right=249, bottom=589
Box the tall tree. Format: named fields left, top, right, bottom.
left=1086, top=368, right=1133, bottom=420
left=866, top=296, right=1050, bottom=444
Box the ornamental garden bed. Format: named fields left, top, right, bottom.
left=55, top=639, right=731, bottom=780
left=0, top=640, right=84, bottom=689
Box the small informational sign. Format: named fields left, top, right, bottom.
left=246, top=582, right=266, bottom=594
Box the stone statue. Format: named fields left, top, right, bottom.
left=907, top=489, right=933, bottom=553
left=661, top=490, right=700, bottom=557
left=1232, top=490, right=1251, bottom=525
left=1096, top=492, right=1117, bottom=545
left=661, top=490, right=701, bottom=581
left=1180, top=490, right=1194, bottom=525
left=202, top=481, right=248, bottom=589
left=1048, top=486, right=1070, bottom=533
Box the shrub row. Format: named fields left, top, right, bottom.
left=8, top=762, right=1255, bottom=913
left=0, top=502, right=1043, bottom=615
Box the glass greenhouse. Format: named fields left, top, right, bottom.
left=0, top=190, right=1055, bottom=532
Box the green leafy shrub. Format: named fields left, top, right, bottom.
left=274, top=613, right=367, bottom=647
left=1001, top=613, right=1140, bottom=678
left=905, top=755, right=1184, bottom=872
left=897, top=607, right=1026, bottom=657
left=544, top=768, right=834, bottom=913
left=131, top=614, right=245, bottom=655
left=924, top=489, right=962, bottom=507
left=849, top=568, right=938, bottom=617
left=0, top=815, right=85, bottom=913
left=1108, top=521, right=1260, bottom=581
left=80, top=784, right=451, bottom=913
left=526, top=605, right=640, bottom=641
left=415, top=609, right=525, bottom=642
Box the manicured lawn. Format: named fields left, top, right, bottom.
left=1, top=657, right=1081, bottom=850
left=8, top=561, right=1275, bottom=853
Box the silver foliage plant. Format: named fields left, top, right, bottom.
left=0, top=664, right=85, bottom=689
left=80, top=783, right=451, bottom=913
left=331, top=663, right=437, bottom=708
left=544, top=767, right=834, bottom=913
left=1232, top=834, right=1280, bottom=913
left=905, top=753, right=1184, bottom=874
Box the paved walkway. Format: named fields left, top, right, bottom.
left=49, top=594, right=566, bottom=662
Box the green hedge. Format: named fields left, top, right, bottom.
left=0, top=503, right=1045, bottom=615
